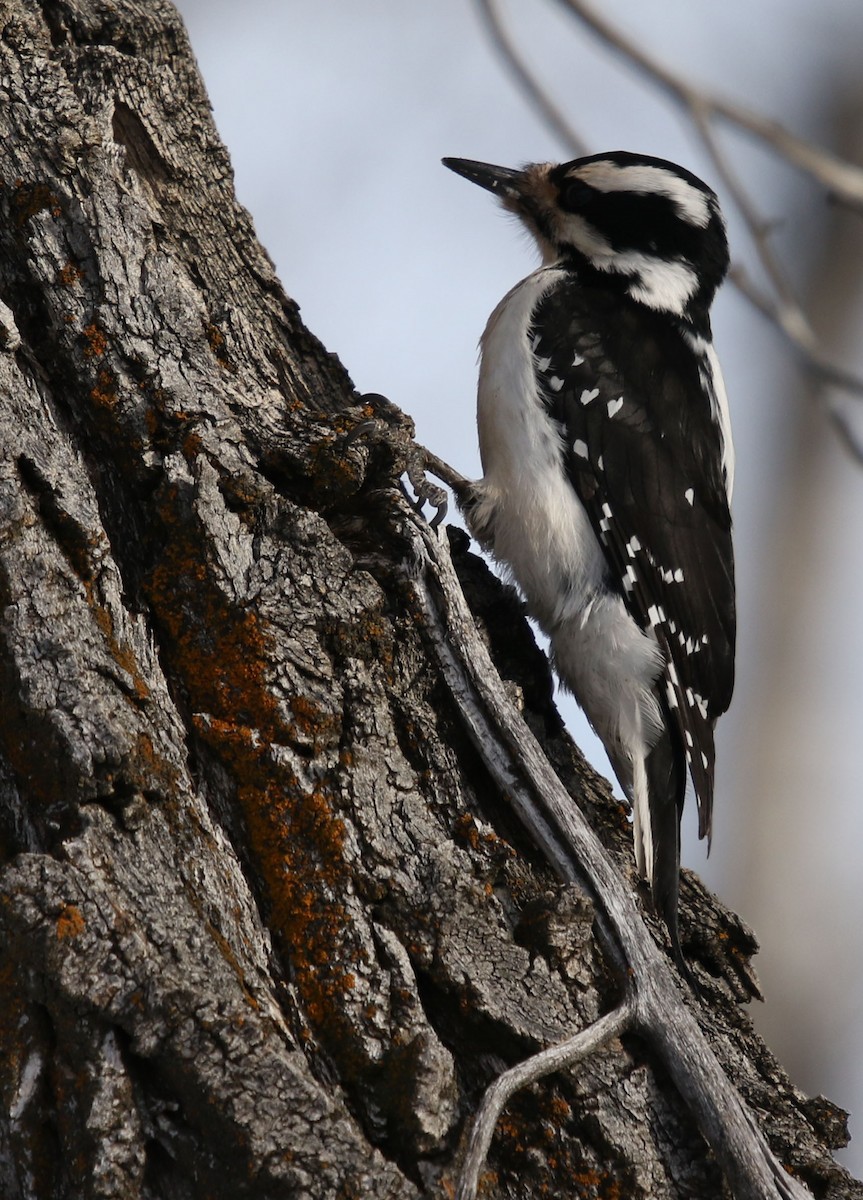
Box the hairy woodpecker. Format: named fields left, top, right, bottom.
left=442, top=151, right=735, bottom=973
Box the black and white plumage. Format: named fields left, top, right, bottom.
left=443, top=151, right=735, bottom=973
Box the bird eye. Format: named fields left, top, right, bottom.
left=562, top=178, right=593, bottom=210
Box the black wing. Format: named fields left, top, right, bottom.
left=532, top=276, right=735, bottom=839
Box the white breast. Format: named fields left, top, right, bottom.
left=470, top=267, right=608, bottom=630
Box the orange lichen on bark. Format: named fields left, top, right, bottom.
left=288, top=694, right=342, bottom=754
left=236, top=766, right=360, bottom=1034
left=88, top=590, right=152, bottom=706
left=203, top=321, right=236, bottom=372
left=57, top=261, right=84, bottom=286
left=147, top=496, right=278, bottom=729
left=147, top=493, right=364, bottom=1056
left=82, top=323, right=108, bottom=358
left=56, top=904, right=85, bottom=940
left=492, top=1087, right=627, bottom=1198
left=12, top=180, right=62, bottom=225
left=90, top=367, right=118, bottom=410
left=453, top=812, right=481, bottom=851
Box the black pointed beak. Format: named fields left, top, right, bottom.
left=442, top=157, right=524, bottom=199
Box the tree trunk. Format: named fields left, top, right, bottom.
left=0, top=3, right=858, bottom=1198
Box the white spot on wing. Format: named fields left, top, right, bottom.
left=572, top=352, right=585, bottom=366
left=607, top=396, right=624, bottom=418
left=573, top=439, right=588, bottom=458
left=580, top=387, right=599, bottom=405
left=549, top=376, right=564, bottom=392
left=684, top=487, right=694, bottom=506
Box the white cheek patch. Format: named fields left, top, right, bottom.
left=556, top=211, right=613, bottom=258
left=623, top=255, right=698, bottom=315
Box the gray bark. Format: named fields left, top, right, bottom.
left=0, top=2, right=858, bottom=1198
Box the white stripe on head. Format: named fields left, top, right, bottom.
left=576, top=161, right=713, bottom=227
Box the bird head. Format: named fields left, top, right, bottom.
left=443, top=151, right=729, bottom=327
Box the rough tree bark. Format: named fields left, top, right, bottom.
left=0, top=3, right=859, bottom=1198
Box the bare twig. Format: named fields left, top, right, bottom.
left=554, top=0, right=863, bottom=208
left=474, top=0, right=863, bottom=399
left=397, top=495, right=812, bottom=1200
left=475, top=0, right=589, bottom=158
left=830, top=407, right=863, bottom=465
left=456, top=997, right=635, bottom=1200
left=555, top=0, right=863, bottom=396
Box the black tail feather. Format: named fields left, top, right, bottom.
left=645, top=719, right=693, bottom=984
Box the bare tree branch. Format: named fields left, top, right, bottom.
left=402, top=501, right=815, bottom=1200
left=554, top=0, right=863, bottom=207
left=456, top=998, right=635, bottom=1200
left=476, top=0, right=863, bottom=400
left=475, top=0, right=589, bottom=157
left=830, top=407, right=863, bottom=465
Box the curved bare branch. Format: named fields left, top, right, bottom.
left=456, top=997, right=635, bottom=1200
left=401, top=500, right=814, bottom=1200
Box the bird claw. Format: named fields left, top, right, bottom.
left=351, top=393, right=456, bottom=528
left=405, top=452, right=449, bottom=527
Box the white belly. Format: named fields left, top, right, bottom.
left=468, top=267, right=664, bottom=820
